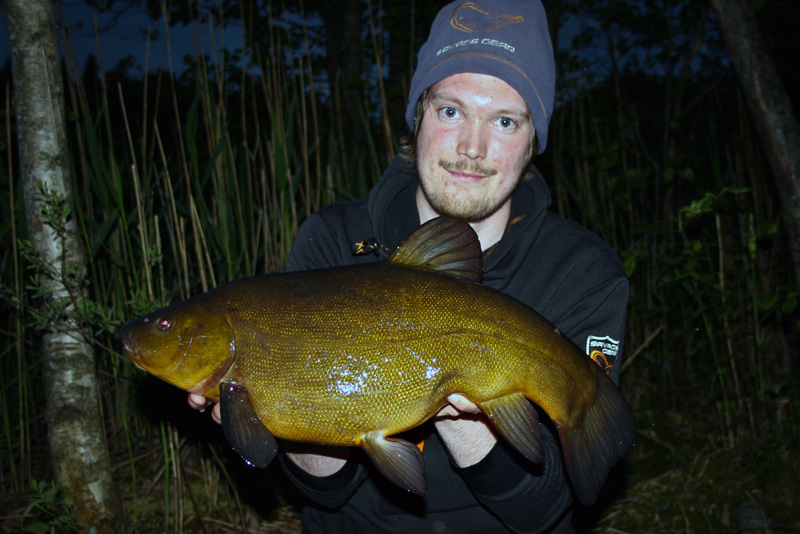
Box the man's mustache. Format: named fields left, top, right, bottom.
left=438, top=159, right=498, bottom=177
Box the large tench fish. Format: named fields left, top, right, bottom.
left=120, top=217, right=636, bottom=505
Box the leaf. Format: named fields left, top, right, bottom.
left=623, top=253, right=637, bottom=278
left=783, top=292, right=798, bottom=315
left=759, top=295, right=778, bottom=311
left=23, top=522, right=51, bottom=534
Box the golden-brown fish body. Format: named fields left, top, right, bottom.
left=230, top=264, right=593, bottom=438
left=121, top=217, right=635, bottom=504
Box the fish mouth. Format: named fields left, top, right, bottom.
left=120, top=330, right=146, bottom=371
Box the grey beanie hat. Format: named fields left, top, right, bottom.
left=405, top=0, right=555, bottom=154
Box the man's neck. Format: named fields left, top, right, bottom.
left=415, top=187, right=510, bottom=252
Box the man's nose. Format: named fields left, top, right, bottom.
left=457, top=120, right=487, bottom=160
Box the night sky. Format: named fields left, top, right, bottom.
left=0, top=1, right=242, bottom=75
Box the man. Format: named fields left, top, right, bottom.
left=190, top=1, right=628, bottom=532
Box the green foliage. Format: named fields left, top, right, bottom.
left=3, top=239, right=121, bottom=337
left=677, top=187, right=750, bottom=231
left=23, top=480, right=78, bottom=534
left=544, top=8, right=799, bottom=520
left=2, top=0, right=386, bottom=530
left=35, top=181, right=73, bottom=232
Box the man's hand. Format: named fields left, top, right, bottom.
left=188, top=393, right=221, bottom=424
left=284, top=443, right=350, bottom=476
left=189, top=393, right=348, bottom=476
left=434, top=394, right=498, bottom=468
left=189, top=392, right=495, bottom=471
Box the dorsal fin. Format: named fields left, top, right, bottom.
left=388, top=217, right=482, bottom=283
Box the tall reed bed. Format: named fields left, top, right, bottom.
left=1, top=3, right=383, bottom=531
left=547, top=74, right=795, bottom=444
left=546, top=63, right=798, bottom=530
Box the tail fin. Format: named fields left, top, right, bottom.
left=558, top=370, right=636, bottom=505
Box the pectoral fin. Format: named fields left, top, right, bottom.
left=480, top=393, right=543, bottom=464
left=220, top=380, right=278, bottom=468
left=358, top=430, right=426, bottom=495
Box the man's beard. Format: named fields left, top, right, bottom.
left=419, top=159, right=510, bottom=223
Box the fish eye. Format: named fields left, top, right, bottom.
left=157, top=317, right=172, bottom=331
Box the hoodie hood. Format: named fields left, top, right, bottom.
left=479, top=165, right=552, bottom=291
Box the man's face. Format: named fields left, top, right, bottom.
left=416, top=72, right=534, bottom=223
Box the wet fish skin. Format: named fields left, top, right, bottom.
left=120, top=216, right=636, bottom=504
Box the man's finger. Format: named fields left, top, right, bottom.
left=447, top=393, right=481, bottom=414
left=188, top=393, right=209, bottom=411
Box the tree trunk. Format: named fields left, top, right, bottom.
left=709, top=0, right=800, bottom=287
left=0, top=0, right=123, bottom=530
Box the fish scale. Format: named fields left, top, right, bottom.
left=120, top=216, right=635, bottom=504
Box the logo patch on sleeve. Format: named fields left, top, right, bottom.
left=586, top=335, right=620, bottom=376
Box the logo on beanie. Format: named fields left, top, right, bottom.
left=450, top=2, right=524, bottom=33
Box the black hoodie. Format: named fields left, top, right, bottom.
left=280, top=156, right=629, bottom=534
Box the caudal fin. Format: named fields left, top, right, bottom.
left=558, top=370, right=636, bottom=505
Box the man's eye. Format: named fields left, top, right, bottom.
left=497, top=117, right=517, bottom=130
left=440, top=107, right=459, bottom=119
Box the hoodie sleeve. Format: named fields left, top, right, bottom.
left=278, top=451, right=368, bottom=510
left=286, top=211, right=355, bottom=272
left=541, top=229, right=630, bottom=386
left=456, top=421, right=573, bottom=533
left=285, top=213, right=333, bottom=272
left=458, top=214, right=630, bottom=531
